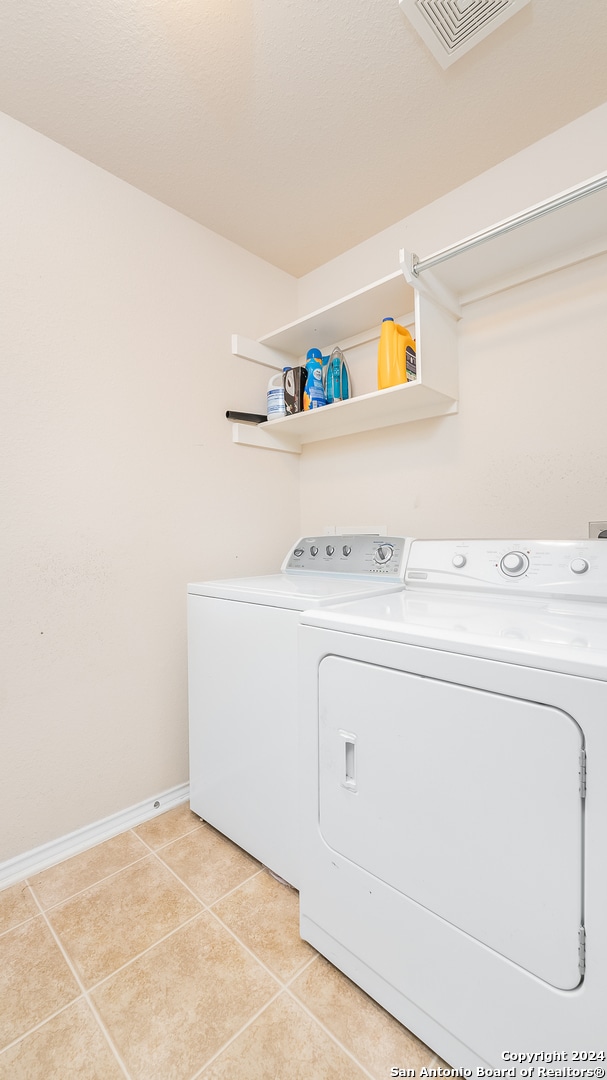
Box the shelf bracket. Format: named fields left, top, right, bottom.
left=231, top=334, right=293, bottom=371
left=400, top=248, right=462, bottom=320
left=231, top=422, right=301, bottom=454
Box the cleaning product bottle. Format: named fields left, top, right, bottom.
left=341, top=359, right=350, bottom=400
left=328, top=346, right=351, bottom=403
left=325, top=358, right=335, bottom=404
left=303, top=348, right=327, bottom=410
left=322, top=355, right=331, bottom=400
left=377, top=318, right=415, bottom=390
left=405, top=344, right=417, bottom=382
left=267, top=369, right=287, bottom=419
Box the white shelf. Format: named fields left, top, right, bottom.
left=231, top=172, right=607, bottom=453
left=232, top=272, right=413, bottom=371
left=231, top=270, right=458, bottom=451
left=231, top=381, right=457, bottom=454
left=260, top=271, right=413, bottom=358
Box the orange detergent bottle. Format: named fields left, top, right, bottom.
left=377, top=317, right=415, bottom=389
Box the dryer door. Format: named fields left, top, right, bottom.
left=318, top=657, right=584, bottom=990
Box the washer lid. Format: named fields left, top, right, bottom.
left=188, top=573, right=405, bottom=610
left=301, top=589, right=607, bottom=678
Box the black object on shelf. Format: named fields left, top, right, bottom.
left=226, top=410, right=267, bottom=425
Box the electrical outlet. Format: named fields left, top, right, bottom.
left=589, top=521, right=607, bottom=538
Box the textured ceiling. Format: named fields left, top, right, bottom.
left=1, top=0, right=606, bottom=276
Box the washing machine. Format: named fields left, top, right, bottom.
left=187, top=534, right=410, bottom=888
left=298, top=538, right=607, bottom=1066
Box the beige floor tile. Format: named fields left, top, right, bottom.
left=0, top=999, right=124, bottom=1080
left=158, top=823, right=260, bottom=905
left=91, top=910, right=279, bottom=1080
left=0, top=882, right=38, bottom=935
left=291, top=954, right=436, bottom=1079
left=28, top=831, right=148, bottom=909
left=199, top=991, right=368, bottom=1080
left=212, top=870, right=315, bottom=982
left=47, top=855, right=201, bottom=987
left=0, top=915, right=80, bottom=1049
left=134, top=802, right=202, bottom=849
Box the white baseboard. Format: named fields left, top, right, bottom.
left=0, top=783, right=190, bottom=890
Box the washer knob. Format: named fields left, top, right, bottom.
left=310, top=545, right=318, bottom=557
left=293, top=548, right=304, bottom=558
left=342, top=545, right=352, bottom=557
left=570, top=558, right=589, bottom=575
left=326, top=545, right=335, bottom=556
left=375, top=544, right=393, bottom=564
left=452, top=554, right=467, bottom=568
left=500, top=551, right=529, bottom=577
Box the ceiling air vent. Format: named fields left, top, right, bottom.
left=399, top=0, right=531, bottom=68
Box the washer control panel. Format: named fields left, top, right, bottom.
left=406, top=540, right=607, bottom=599
left=284, top=535, right=408, bottom=577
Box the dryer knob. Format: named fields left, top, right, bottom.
left=500, top=551, right=529, bottom=576
left=452, top=554, right=467, bottom=568
left=570, top=558, right=589, bottom=575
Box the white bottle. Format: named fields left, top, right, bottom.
left=267, top=370, right=287, bottom=419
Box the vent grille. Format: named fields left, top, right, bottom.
left=399, top=0, right=531, bottom=68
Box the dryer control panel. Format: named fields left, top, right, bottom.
left=406, top=539, right=607, bottom=600
left=284, top=535, right=409, bottom=578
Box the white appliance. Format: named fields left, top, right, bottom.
left=298, top=539, right=607, bottom=1065
left=187, top=534, right=410, bottom=888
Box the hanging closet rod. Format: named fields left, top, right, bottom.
left=411, top=171, right=607, bottom=278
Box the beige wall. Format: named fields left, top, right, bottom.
left=0, top=113, right=299, bottom=862
left=2, top=101, right=606, bottom=866
left=297, top=103, right=607, bottom=540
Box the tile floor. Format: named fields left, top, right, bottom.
left=0, top=803, right=445, bottom=1079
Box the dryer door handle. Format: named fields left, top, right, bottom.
left=339, top=730, right=358, bottom=792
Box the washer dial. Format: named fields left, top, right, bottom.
left=374, top=544, right=394, bottom=565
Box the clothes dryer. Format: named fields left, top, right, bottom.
left=298, top=539, right=607, bottom=1066
left=188, top=534, right=409, bottom=888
